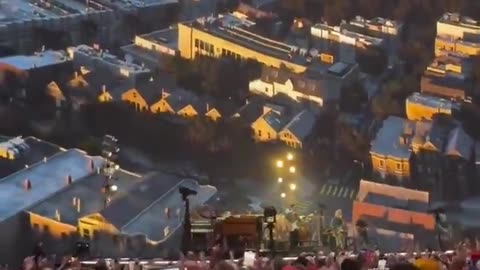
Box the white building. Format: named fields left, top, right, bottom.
left=249, top=66, right=347, bottom=109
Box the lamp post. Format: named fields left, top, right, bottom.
left=180, top=186, right=198, bottom=254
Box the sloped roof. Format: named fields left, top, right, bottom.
left=99, top=172, right=182, bottom=229
left=46, top=81, right=66, bottom=101
left=165, top=88, right=202, bottom=112
left=370, top=116, right=412, bottom=159
left=261, top=110, right=288, bottom=132
left=445, top=126, right=474, bottom=159
left=233, top=99, right=265, bottom=124
left=424, top=114, right=456, bottom=151
left=281, top=110, right=316, bottom=141
left=28, top=169, right=141, bottom=226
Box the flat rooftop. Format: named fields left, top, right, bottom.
left=0, top=0, right=109, bottom=25
left=28, top=169, right=142, bottom=226
left=107, top=0, right=178, bottom=10
left=407, top=92, right=459, bottom=111
left=140, top=28, right=179, bottom=49
left=0, top=50, right=69, bottom=70
left=0, top=137, right=63, bottom=179
left=439, top=13, right=480, bottom=30
left=69, top=45, right=150, bottom=74
left=0, top=149, right=103, bottom=222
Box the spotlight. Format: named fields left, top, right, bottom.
left=289, top=183, right=296, bottom=191
left=278, top=177, right=283, bottom=183
left=276, top=160, right=284, bottom=168
left=289, top=166, right=296, bottom=173
left=287, top=153, right=293, bottom=161
left=281, top=192, right=286, bottom=198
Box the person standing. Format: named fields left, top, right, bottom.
left=286, top=204, right=300, bottom=249
left=330, top=209, right=345, bottom=251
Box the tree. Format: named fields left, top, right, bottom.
left=356, top=48, right=388, bottom=76
left=371, top=80, right=404, bottom=119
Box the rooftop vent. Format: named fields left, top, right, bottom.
left=66, top=174, right=73, bottom=185
left=24, top=179, right=32, bottom=191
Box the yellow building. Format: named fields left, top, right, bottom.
left=177, top=15, right=309, bottom=73
left=121, top=80, right=162, bottom=112
left=205, top=107, right=222, bottom=121
left=406, top=92, right=458, bottom=121
left=435, top=36, right=480, bottom=56
left=26, top=169, right=142, bottom=240
left=98, top=87, right=113, bottom=102
left=150, top=89, right=200, bottom=117
left=251, top=111, right=283, bottom=141
left=437, top=13, right=480, bottom=40
left=278, top=110, right=316, bottom=149
left=370, top=116, right=413, bottom=180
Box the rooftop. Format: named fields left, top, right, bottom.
left=0, top=137, right=63, bottom=179
left=262, top=111, right=287, bottom=132
left=185, top=15, right=311, bottom=66
left=350, top=16, right=403, bottom=31
left=0, top=50, right=69, bottom=71
left=0, top=149, right=103, bottom=222
left=438, top=13, right=480, bottom=30
left=121, top=178, right=217, bottom=242
left=406, top=92, right=459, bottom=111
left=281, top=110, right=316, bottom=140
left=106, top=0, right=178, bottom=10
left=27, top=169, right=142, bottom=226
left=139, top=28, right=179, bottom=49
left=0, top=0, right=110, bottom=25
left=445, top=125, right=474, bottom=159
left=311, top=22, right=385, bottom=46
left=370, top=116, right=412, bottom=160
left=68, top=45, right=151, bottom=74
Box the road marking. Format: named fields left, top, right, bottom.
left=331, top=186, right=338, bottom=196
left=350, top=190, right=356, bottom=199
left=320, top=184, right=326, bottom=194
left=343, top=188, right=350, bottom=198
left=326, top=185, right=332, bottom=195
left=338, top=187, right=344, bottom=197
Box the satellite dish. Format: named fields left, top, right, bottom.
left=309, top=49, right=319, bottom=58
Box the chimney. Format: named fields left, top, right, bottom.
left=77, top=199, right=81, bottom=213
left=43, top=156, right=47, bottom=163
left=55, top=209, right=61, bottom=222
left=24, top=179, right=32, bottom=191
left=73, top=197, right=77, bottom=206
left=206, top=103, right=210, bottom=112
left=102, top=85, right=106, bottom=93
left=66, top=174, right=73, bottom=185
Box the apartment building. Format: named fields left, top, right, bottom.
left=421, top=53, right=474, bottom=100
left=435, top=13, right=480, bottom=56
left=177, top=14, right=354, bottom=74
left=406, top=92, right=459, bottom=121
left=349, top=16, right=403, bottom=37
left=67, top=45, right=151, bottom=85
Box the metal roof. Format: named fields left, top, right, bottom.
left=0, top=51, right=69, bottom=71
left=27, top=169, right=142, bottom=226
left=370, top=116, right=412, bottom=159
left=0, top=149, right=103, bottom=222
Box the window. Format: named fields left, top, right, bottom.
left=83, top=228, right=91, bottom=239
left=258, top=130, right=262, bottom=137
left=194, top=39, right=199, bottom=48
left=43, top=225, right=49, bottom=233
left=200, top=40, right=204, bottom=50
left=396, top=163, right=401, bottom=171
left=151, top=45, right=156, bottom=50
left=209, top=44, right=214, bottom=54
left=222, top=48, right=226, bottom=56
left=61, top=233, right=67, bottom=240
left=267, top=132, right=271, bottom=139
left=132, top=92, right=137, bottom=98
left=379, top=160, right=384, bottom=168
left=33, top=223, right=39, bottom=231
